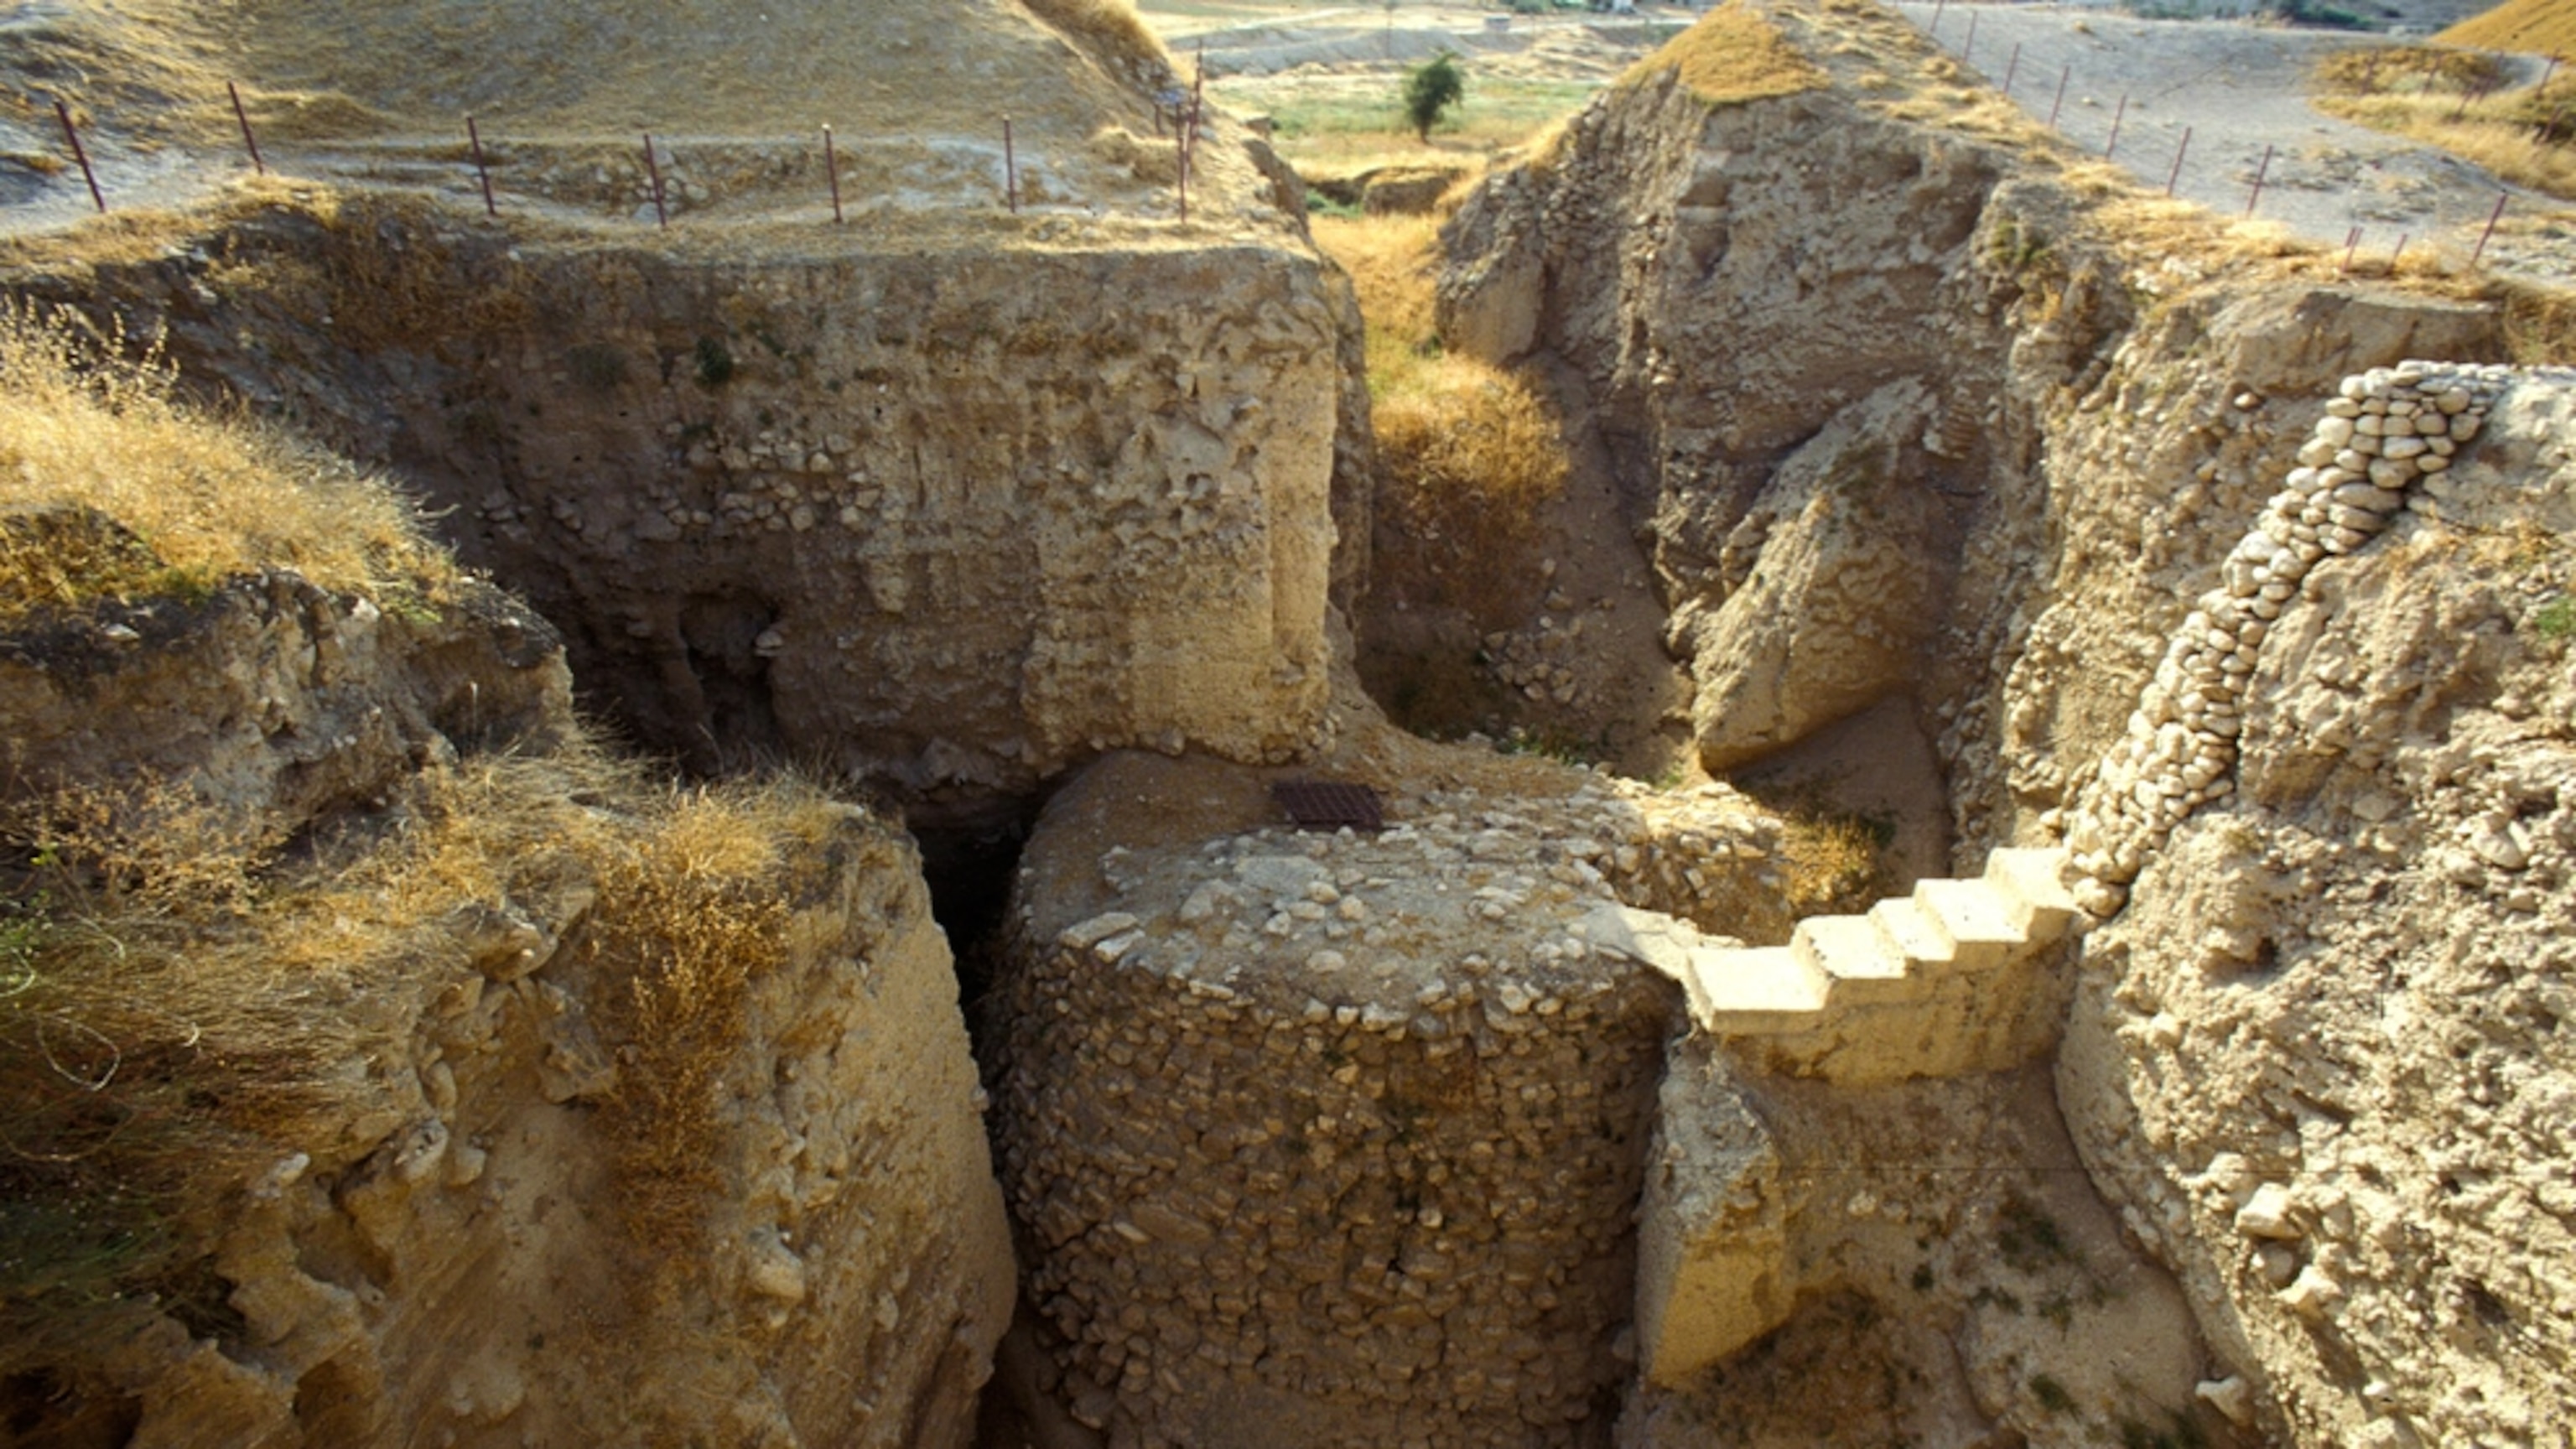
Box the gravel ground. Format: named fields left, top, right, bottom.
left=1896, top=3, right=2576, bottom=281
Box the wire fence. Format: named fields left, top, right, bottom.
left=27, top=45, right=1223, bottom=230
left=1910, top=1, right=2557, bottom=272
left=22, top=16, right=2554, bottom=273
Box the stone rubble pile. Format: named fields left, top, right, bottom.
left=1483, top=587, right=1613, bottom=712
left=990, top=776, right=1788, bottom=1449
left=2064, top=363, right=2510, bottom=898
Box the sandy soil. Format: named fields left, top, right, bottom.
left=1898, top=3, right=2576, bottom=282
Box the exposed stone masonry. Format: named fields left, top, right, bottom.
left=989, top=771, right=1790, bottom=1449
left=2064, top=362, right=2513, bottom=901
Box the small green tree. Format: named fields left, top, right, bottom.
left=1403, top=52, right=1464, bottom=143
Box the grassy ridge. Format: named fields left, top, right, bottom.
left=2439, top=0, right=2576, bottom=57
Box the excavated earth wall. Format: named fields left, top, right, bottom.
left=2059, top=375, right=2576, bottom=1448
left=1437, top=7, right=2576, bottom=1441
left=1437, top=46, right=2502, bottom=859
left=0, top=562, right=1014, bottom=1448
left=10, top=204, right=1363, bottom=806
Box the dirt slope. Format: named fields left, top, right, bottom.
left=18, top=0, right=1162, bottom=139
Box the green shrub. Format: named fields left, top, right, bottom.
left=1403, top=53, right=1465, bottom=142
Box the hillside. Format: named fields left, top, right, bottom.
left=2439, top=0, right=2576, bottom=54
left=0, top=0, right=1304, bottom=242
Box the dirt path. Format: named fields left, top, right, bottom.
left=1898, top=3, right=2576, bottom=282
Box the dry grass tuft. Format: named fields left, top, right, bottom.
left=1021, top=0, right=1171, bottom=80
left=2315, top=45, right=2506, bottom=97
left=1623, top=1, right=1826, bottom=109
left=0, top=301, right=450, bottom=624
left=2499, top=275, right=2576, bottom=363
left=1777, top=809, right=1894, bottom=919
left=2310, top=44, right=2576, bottom=202
left=1315, top=212, right=1569, bottom=626
left=589, top=781, right=832, bottom=1259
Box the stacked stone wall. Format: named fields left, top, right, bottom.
left=2065, top=362, right=2515, bottom=901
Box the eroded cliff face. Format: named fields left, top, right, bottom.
left=1436, top=8, right=2502, bottom=855
left=16, top=204, right=1358, bottom=807
left=0, top=558, right=1013, bottom=1448
left=146, top=802, right=1013, bottom=1449
left=2058, top=381, right=2576, bottom=1449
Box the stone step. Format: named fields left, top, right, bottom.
left=1867, top=895, right=1957, bottom=972
left=1789, top=913, right=1915, bottom=1005
left=1686, top=946, right=1830, bottom=1035
left=1911, top=877, right=2023, bottom=972
left=1981, top=846, right=2080, bottom=942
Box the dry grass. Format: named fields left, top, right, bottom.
left=1621, top=1, right=1826, bottom=108
left=2315, top=45, right=2508, bottom=97
left=588, top=782, right=832, bottom=1260
left=2440, top=0, right=2576, bottom=58
left=1777, top=809, right=1895, bottom=919
left=2498, top=273, right=2576, bottom=362
left=1314, top=211, right=1568, bottom=626
left=0, top=301, right=450, bottom=625
left=2314, top=87, right=2576, bottom=202
left=2309, top=43, right=2576, bottom=203
left=0, top=738, right=852, bottom=1366
left=1023, top=0, right=1173, bottom=77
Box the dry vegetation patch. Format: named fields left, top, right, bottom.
left=1623, top=0, right=1826, bottom=108
left=588, top=782, right=837, bottom=1259
left=2312, top=46, right=2576, bottom=203
left=0, top=743, right=849, bottom=1368
left=1315, top=211, right=1568, bottom=627
left=0, top=303, right=450, bottom=625
left=1022, top=0, right=1173, bottom=78
left=2315, top=45, right=2508, bottom=98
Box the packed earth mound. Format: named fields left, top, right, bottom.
left=2, top=0, right=1299, bottom=239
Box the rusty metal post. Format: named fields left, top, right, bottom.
left=2471, top=190, right=2509, bottom=267
left=2544, top=53, right=2563, bottom=92
left=468, top=117, right=497, bottom=216
left=2105, top=92, right=2127, bottom=159
left=2340, top=225, right=2360, bottom=274
left=54, top=100, right=104, bottom=213
left=2391, top=233, right=2408, bottom=271
left=2246, top=142, right=2273, bottom=217
left=642, top=132, right=668, bottom=228
left=2048, top=65, right=2071, bottom=129
left=1962, top=10, right=1976, bottom=65
left=1005, top=117, right=1018, bottom=213
left=229, top=81, right=265, bottom=176
left=1929, top=0, right=1946, bottom=37
left=2002, top=41, right=2021, bottom=96
left=824, top=125, right=843, bottom=224
left=2165, top=125, right=2191, bottom=196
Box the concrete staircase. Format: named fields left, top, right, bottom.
left=1592, top=847, right=2083, bottom=1086
left=1696, top=845, right=2080, bottom=1083
left=1628, top=846, right=2085, bottom=1389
